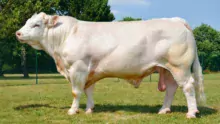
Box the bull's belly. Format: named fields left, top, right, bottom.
left=95, top=60, right=157, bottom=79
left=102, top=66, right=155, bottom=78
left=85, top=64, right=156, bottom=89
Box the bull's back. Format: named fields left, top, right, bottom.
left=80, top=19, right=187, bottom=44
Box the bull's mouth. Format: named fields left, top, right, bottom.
left=16, top=37, right=27, bottom=43
left=17, top=38, right=38, bottom=46
left=16, top=35, right=31, bottom=43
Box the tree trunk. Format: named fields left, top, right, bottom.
left=21, top=46, right=29, bottom=78
left=0, top=59, right=4, bottom=77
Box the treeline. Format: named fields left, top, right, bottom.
left=0, top=0, right=219, bottom=77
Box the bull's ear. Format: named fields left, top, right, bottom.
left=47, top=15, right=59, bottom=28
left=40, top=12, right=46, bottom=18
left=40, top=12, right=49, bottom=24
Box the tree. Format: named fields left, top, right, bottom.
left=121, top=17, right=142, bottom=21
left=193, top=24, right=220, bottom=71
left=58, top=0, right=115, bottom=21
left=0, top=0, right=60, bottom=77
left=193, top=24, right=220, bottom=44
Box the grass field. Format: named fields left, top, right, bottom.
left=0, top=73, right=220, bottom=124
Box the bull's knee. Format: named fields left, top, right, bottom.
left=72, top=90, right=77, bottom=98
left=183, top=76, right=195, bottom=93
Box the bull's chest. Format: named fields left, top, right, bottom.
left=53, top=53, right=73, bottom=80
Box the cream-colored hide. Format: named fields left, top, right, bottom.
left=16, top=12, right=205, bottom=118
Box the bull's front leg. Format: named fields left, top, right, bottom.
left=67, top=60, right=89, bottom=115
left=84, top=84, right=95, bottom=114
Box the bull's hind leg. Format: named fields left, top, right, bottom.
left=84, top=84, right=95, bottom=114
left=182, top=76, right=199, bottom=118
left=158, top=68, right=178, bottom=114
left=168, top=67, right=199, bottom=118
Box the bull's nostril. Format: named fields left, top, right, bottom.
left=16, top=32, right=22, bottom=37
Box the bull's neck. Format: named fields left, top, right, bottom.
left=41, top=25, right=74, bottom=58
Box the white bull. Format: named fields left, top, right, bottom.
left=16, top=12, right=205, bottom=118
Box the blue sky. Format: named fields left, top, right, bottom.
left=108, top=0, right=220, bottom=30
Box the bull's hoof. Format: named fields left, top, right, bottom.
left=158, top=108, right=171, bottom=114
left=68, top=108, right=79, bottom=115
left=186, top=110, right=199, bottom=119
left=186, top=113, right=196, bottom=118
left=85, top=108, right=93, bottom=114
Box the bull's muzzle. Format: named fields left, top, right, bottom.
left=15, top=31, right=25, bottom=43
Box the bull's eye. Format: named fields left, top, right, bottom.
left=32, top=24, right=40, bottom=28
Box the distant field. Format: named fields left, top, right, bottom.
left=0, top=73, right=220, bottom=124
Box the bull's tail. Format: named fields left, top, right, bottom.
left=193, top=49, right=206, bottom=104
left=172, top=17, right=205, bottom=103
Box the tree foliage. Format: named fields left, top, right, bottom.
left=0, top=0, right=60, bottom=77
left=121, top=17, right=142, bottom=21
left=0, top=0, right=115, bottom=76
left=58, top=0, right=115, bottom=21
left=193, top=24, right=220, bottom=71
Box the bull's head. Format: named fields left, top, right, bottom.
left=16, top=12, right=58, bottom=50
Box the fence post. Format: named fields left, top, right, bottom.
left=36, top=50, right=38, bottom=84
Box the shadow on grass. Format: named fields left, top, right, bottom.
left=14, top=104, right=57, bottom=110
left=14, top=103, right=217, bottom=117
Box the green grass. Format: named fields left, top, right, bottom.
left=0, top=73, right=220, bottom=124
